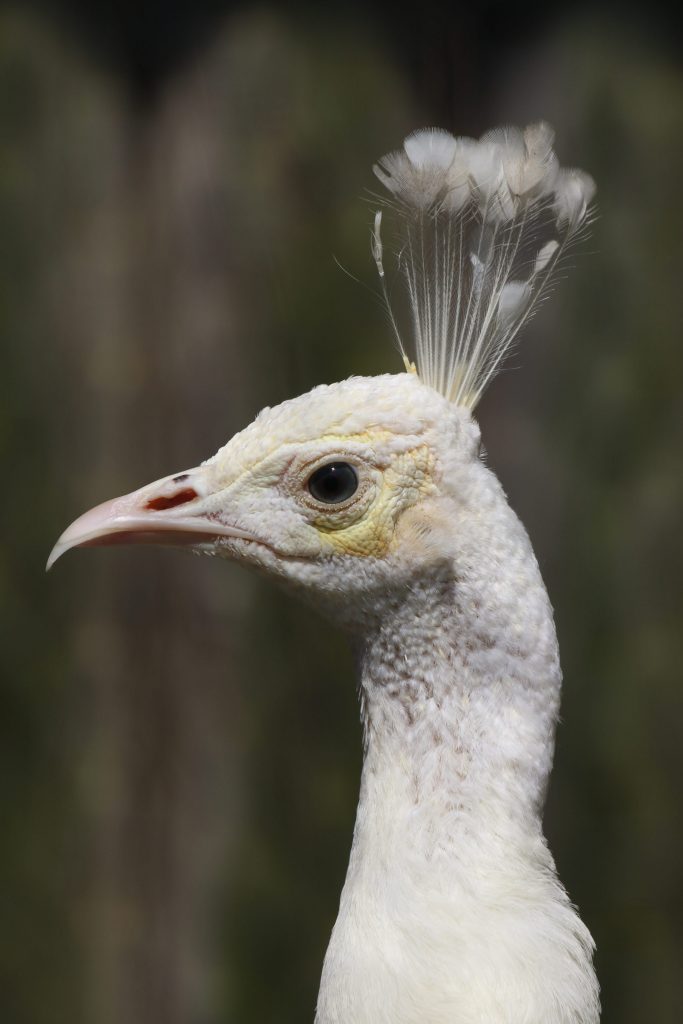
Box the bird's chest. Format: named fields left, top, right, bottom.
left=315, top=876, right=587, bottom=1024
left=315, top=813, right=596, bottom=1024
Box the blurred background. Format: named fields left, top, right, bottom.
left=2, top=1, right=682, bottom=1021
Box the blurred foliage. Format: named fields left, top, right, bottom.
left=1, top=4, right=682, bottom=1023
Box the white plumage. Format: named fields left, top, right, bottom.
left=49, top=122, right=599, bottom=1023
left=372, top=123, right=595, bottom=408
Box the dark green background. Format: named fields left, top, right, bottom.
left=2, top=2, right=682, bottom=1021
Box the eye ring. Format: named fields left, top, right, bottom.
left=307, top=462, right=359, bottom=504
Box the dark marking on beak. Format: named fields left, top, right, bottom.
left=146, top=488, right=198, bottom=511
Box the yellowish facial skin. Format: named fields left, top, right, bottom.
left=312, top=444, right=434, bottom=558
left=199, top=427, right=439, bottom=570
left=218, top=426, right=436, bottom=562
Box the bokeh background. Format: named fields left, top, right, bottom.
left=2, top=1, right=682, bottom=1021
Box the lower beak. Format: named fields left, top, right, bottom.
left=47, top=467, right=254, bottom=571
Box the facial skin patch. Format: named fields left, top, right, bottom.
left=316, top=445, right=435, bottom=558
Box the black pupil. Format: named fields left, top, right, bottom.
left=308, top=462, right=358, bottom=504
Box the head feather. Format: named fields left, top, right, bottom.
left=372, top=122, right=596, bottom=408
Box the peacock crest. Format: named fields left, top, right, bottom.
left=371, top=123, right=595, bottom=409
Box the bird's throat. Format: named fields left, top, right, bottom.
left=356, top=557, right=559, bottom=865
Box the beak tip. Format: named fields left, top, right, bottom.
left=46, top=543, right=65, bottom=572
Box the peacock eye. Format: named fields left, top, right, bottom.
left=307, top=462, right=358, bottom=504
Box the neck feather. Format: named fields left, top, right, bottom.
left=316, top=467, right=599, bottom=1024
left=357, top=518, right=560, bottom=870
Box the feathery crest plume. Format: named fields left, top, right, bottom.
left=372, top=123, right=595, bottom=408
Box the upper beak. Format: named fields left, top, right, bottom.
left=47, top=465, right=255, bottom=571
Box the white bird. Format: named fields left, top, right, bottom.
left=49, top=123, right=599, bottom=1023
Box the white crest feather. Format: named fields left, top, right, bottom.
left=372, top=123, right=595, bottom=408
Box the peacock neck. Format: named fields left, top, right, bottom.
left=316, top=475, right=599, bottom=1024
left=356, top=505, right=561, bottom=864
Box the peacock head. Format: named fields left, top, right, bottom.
left=49, top=122, right=594, bottom=626
left=47, top=373, right=481, bottom=625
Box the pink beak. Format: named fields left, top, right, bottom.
left=47, top=467, right=255, bottom=571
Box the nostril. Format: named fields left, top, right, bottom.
left=146, top=488, right=198, bottom=512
